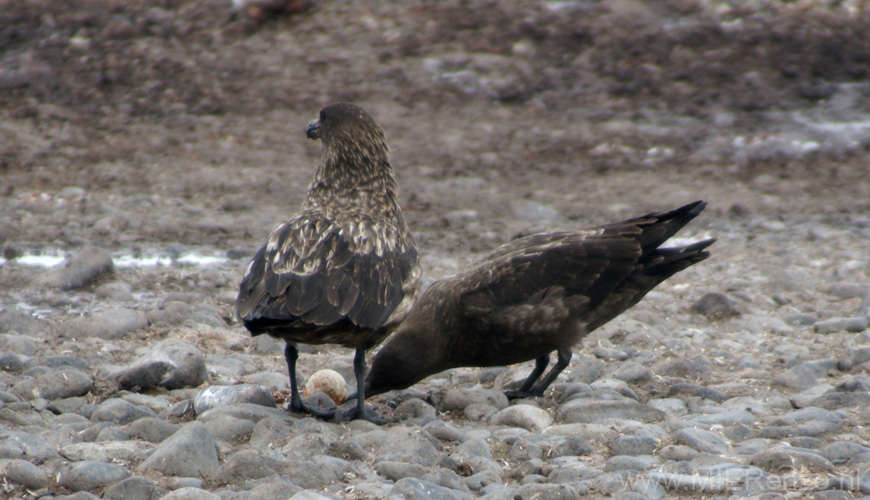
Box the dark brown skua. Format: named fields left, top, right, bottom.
left=363, top=201, right=714, bottom=399
left=235, top=102, right=420, bottom=422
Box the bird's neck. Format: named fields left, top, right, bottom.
left=304, top=152, right=402, bottom=217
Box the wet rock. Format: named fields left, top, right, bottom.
left=557, top=400, right=665, bottom=423
left=814, top=316, right=868, bottom=334
left=37, top=246, right=114, bottom=289
left=60, top=460, right=131, bottom=491
left=0, top=458, right=47, bottom=489
left=193, top=384, right=275, bottom=415
left=103, top=475, right=166, bottom=500
left=138, top=422, right=219, bottom=477
left=109, top=339, right=207, bottom=390
left=489, top=404, right=551, bottom=432
left=440, top=388, right=508, bottom=412
left=91, top=399, right=155, bottom=425
left=60, top=307, right=148, bottom=340
left=692, top=292, right=740, bottom=319
left=612, top=435, right=659, bottom=456
left=674, top=428, right=731, bottom=455
left=772, top=364, right=817, bottom=391
left=750, top=447, right=835, bottom=473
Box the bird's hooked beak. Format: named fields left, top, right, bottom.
left=306, top=118, right=321, bottom=140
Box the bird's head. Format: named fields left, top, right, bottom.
left=306, top=102, right=387, bottom=152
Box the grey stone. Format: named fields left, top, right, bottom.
left=0, top=351, right=23, bottom=372
left=204, top=415, right=256, bottom=442
left=665, top=382, right=727, bottom=402
left=198, top=403, right=292, bottom=425
left=659, top=444, right=698, bottom=461
left=612, top=435, right=659, bottom=456
left=513, top=483, right=582, bottom=500
left=612, top=363, right=653, bottom=383
left=193, top=384, right=274, bottom=415
left=422, top=468, right=469, bottom=492
left=440, top=388, right=508, bottom=411
left=647, top=471, right=735, bottom=493
left=674, top=428, right=731, bottom=455
left=359, top=427, right=448, bottom=467
left=658, top=355, right=713, bottom=379
left=59, top=441, right=151, bottom=462
left=424, top=421, right=466, bottom=442
left=455, top=437, right=491, bottom=459
left=110, top=339, right=207, bottom=390
left=692, top=292, right=740, bottom=319
left=689, top=409, right=755, bottom=426
left=276, top=457, right=346, bottom=489
left=0, top=431, right=61, bottom=462
left=91, top=398, right=155, bottom=425
left=287, top=491, right=334, bottom=500
left=758, top=407, right=843, bottom=438
left=374, top=460, right=428, bottom=480
left=509, top=439, right=542, bottom=461
left=814, top=316, right=868, bottom=334
left=0, top=310, right=44, bottom=336
left=772, top=364, right=818, bottom=390
left=215, top=449, right=277, bottom=485
left=103, top=476, right=166, bottom=500
left=568, top=354, right=604, bottom=383
left=489, top=404, right=551, bottom=432
left=821, top=441, right=870, bottom=464
left=604, top=455, right=656, bottom=471
left=37, top=246, right=114, bottom=289
left=231, top=481, right=302, bottom=500
left=13, top=367, right=94, bottom=401
left=552, top=436, right=593, bottom=457
left=0, top=458, right=47, bottom=489
left=806, top=391, right=870, bottom=409
left=26, top=354, right=90, bottom=371
left=750, top=447, right=835, bottom=472
left=463, top=470, right=502, bottom=491
left=511, top=199, right=561, bottom=222
left=390, top=477, right=464, bottom=500
left=138, top=422, right=219, bottom=477
left=396, top=398, right=438, bottom=425
left=60, top=460, right=131, bottom=491
left=557, top=400, right=665, bottom=423
left=123, top=417, right=179, bottom=443
left=60, top=308, right=148, bottom=340
left=95, top=281, right=135, bottom=301
left=161, top=488, right=222, bottom=500
left=464, top=403, right=497, bottom=421
left=282, top=429, right=336, bottom=457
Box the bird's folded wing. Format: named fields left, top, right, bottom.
left=236, top=215, right=418, bottom=329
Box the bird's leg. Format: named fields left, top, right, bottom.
left=505, top=355, right=549, bottom=400
left=337, top=348, right=394, bottom=424
left=284, top=343, right=336, bottom=419
left=527, top=349, right=572, bottom=396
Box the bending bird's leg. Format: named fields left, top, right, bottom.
left=284, top=343, right=336, bottom=419
left=528, top=349, right=572, bottom=396
left=505, top=355, right=549, bottom=400
left=338, top=348, right=394, bottom=424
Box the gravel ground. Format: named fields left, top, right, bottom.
left=2, top=0, right=870, bottom=499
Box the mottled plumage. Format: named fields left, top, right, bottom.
left=364, top=201, right=714, bottom=399
left=236, top=102, right=420, bottom=421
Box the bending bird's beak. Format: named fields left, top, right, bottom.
left=306, top=118, right=320, bottom=140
